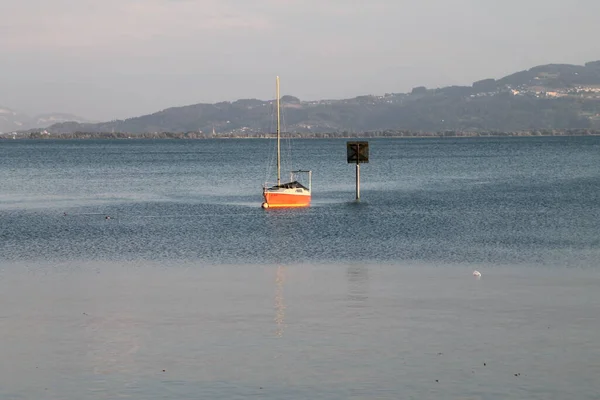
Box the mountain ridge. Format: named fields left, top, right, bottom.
left=0, top=107, right=91, bottom=133
left=9, top=60, right=600, bottom=135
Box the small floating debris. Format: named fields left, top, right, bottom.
left=473, top=270, right=482, bottom=279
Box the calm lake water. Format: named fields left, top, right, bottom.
left=1, top=137, right=599, bottom=399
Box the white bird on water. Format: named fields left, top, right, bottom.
left=473, top=270, right=482, bottom=279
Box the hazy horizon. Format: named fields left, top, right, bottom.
left=1, top=0, right=599, bottom=121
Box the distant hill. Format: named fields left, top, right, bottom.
left=29, top=60, right=600, bottom=135
left=0, top=108, right=90, bottom=133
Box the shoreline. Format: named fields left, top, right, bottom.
left=2, top=131, right=600, bottom=140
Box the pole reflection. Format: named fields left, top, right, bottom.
left=346, top=264, right=369, bottom=311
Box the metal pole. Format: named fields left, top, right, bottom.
left=356, top=162, right=360, bottom=200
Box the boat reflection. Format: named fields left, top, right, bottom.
left=274, top=265, right=286, bottom=337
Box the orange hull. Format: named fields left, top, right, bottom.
left=263, top=191, right=311, bottom=208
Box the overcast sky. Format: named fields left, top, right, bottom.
left=1, top=0, right=599, bottom=120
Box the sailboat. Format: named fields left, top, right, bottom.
left=261, top=76, right=312, bottom=209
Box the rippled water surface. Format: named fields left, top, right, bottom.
left=1, top=137, right=599, bottom=399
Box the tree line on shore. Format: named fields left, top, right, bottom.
left=4, top=128, right=598, bottom=140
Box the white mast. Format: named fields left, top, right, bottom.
left=276, top=76, right=281, bottom=186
